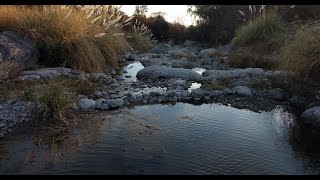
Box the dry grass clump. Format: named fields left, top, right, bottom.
left=233, top=13, right=286, bottom=46
left=0, top=61, right=22, bottom=83
left=127, top=20, right=156, bottom=53
left=22, top=76, right=105, bottom=124
left=279, top=21, right=320, bottom=81
left=0, top=5, right=136, bottom=73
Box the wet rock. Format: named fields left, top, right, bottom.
left=0, top=31, right=39, bottom=69
left=110, top=70, right=116, bottom=75
left=78, top=98, right=96, bottom=111
left=223, top=88, right=234, bottom=95
left=100, top=103, right=109, bottom=110
left=95, top=98, right=106, bottom=109
left=137, top=66, right=202, bottom=81
left=205, top=96, right=211, bottom=101
left=267, top=88, right=285, bottom=101
left=191, top=89, right=204, bottom=99
left=106, top=99, right=125, bottom=109
left=233, top=86, right=252, bottom=97
left=301, top=106, right=320, bottom=126
left=127, top=93, right=137, bottom=103
left=125, top=75, right=132, bottom=78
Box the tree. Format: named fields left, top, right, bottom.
left=134, top=5, right=148, bottom=16
left=187, top=5, right=249, bottom=45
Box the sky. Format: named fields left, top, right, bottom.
left=119, top=5, right=196, bottom=27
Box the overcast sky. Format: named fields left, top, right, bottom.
left=120, top=5, right=196, bottom=26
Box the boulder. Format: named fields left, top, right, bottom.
left=78, top=98, right=96, bottom=111
left=0, top=31, right=39, bottom=69
left=137, top=65, right=202, bottom=81
left=301, top=106, right=320, bottom=126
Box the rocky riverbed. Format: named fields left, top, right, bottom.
left=1, top=40, right=320, bottom=138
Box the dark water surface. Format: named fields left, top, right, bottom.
left=1, top=103, right=320, bottom=175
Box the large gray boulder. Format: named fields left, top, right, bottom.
left=233, top=86, right=252, bottom=97
left=301, top=106, right=320, bottom=126
left=0, top=31, right=39, bottom=69
left=149, top=43, right=172, bottom=54
left=137, top=65, right=203, bottom=81
left=78, top=98, right=96, bottom=112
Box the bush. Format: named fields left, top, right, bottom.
left=38, top=84, right=73, bottom=122
left=127, top=22, right=154, bottom=53
left=0, top=5, right=130, bottom=73
left=279, top=22, right=320, bottom=81
left=233, top=13, right=286, bottom=46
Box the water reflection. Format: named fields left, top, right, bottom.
left=1, top=103, right=320, bottom=174
left=188, top=82, right=201, bottom=92
left=122, top=62, right=144, bottom=83
left=192, top=67, right=206, bottom=75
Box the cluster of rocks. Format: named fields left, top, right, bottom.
left=2, top=33, right=320, bottom=137
left=16, top=67, right=116, bottom=84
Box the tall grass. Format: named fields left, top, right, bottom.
left=0, top=5, right=137, bottom=73
left=233, top=13, right=286, bottom=46
left=126, top=20, right=155, bottom=53
left=279, top=21, right=320, bottom=81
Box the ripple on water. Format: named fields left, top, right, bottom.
left=1, top=103, right=320, bottom=174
